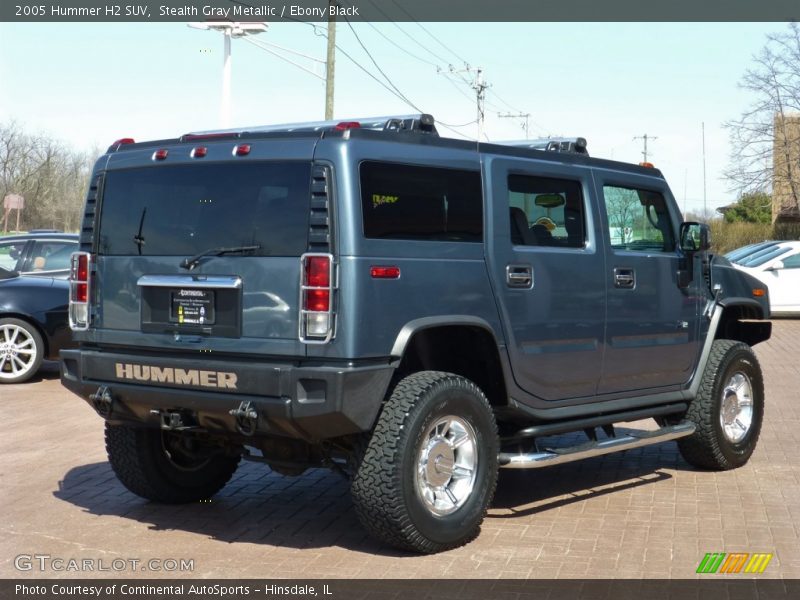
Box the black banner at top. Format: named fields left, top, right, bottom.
left=3, top=0, right=800, bottom=23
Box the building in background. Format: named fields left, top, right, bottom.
left=772, top=114, right=800, bottom=223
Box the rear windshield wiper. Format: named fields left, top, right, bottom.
left=179, top=245, right=261, bottom=271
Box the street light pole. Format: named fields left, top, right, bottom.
left=188, top=21, right=268, bottom=128
left=221, top=29, right=232, bottom=127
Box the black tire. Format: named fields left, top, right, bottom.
left=105, top=423, right=240, bottom=503
left=0, top=317, right=44, bottom=384
left=678, top=340, right=764, bottom=470
left=351, top=371, right=499, bottom=554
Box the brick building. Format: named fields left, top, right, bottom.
left=773, top=113, right=800, bottom=223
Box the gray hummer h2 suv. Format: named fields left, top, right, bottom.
left=61, top=114, right=772, bottom=553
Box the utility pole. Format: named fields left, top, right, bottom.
left=474, top=68, right=488, bottom=141
left=633, top=134, right=658, bottom=163
left=702, top=122, right=708, bottom=220
left=445, top=65, right=489, bottom=141
left=324, top=3, right=336, bottom=120
left=499, top=112, right=531, bottom=139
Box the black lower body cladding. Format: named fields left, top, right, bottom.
left=60, top=348, right=395, bottom=441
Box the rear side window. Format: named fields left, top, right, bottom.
left=98, top=162, right=311, bottom=256
left=507, top=175, right=586, bottom=248
left=360, top=161, right=483, bottom=242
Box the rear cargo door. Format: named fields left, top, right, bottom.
left=92, top=138, right=319, bottom=357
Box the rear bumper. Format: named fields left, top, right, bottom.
left=60, top=348, right=394, bottom=441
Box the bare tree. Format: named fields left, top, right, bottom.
left=725, top=23, right=800, bottom=220
left=0, top=122, right=97, bottom=232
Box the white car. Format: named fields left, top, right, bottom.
left=727, top=240, right=800, bottom=315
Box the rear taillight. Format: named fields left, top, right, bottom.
left=69, top=252, right=92, bottom=331
left=300, top=253, right=335, bottom=343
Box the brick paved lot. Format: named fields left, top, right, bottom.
left=1, top=321, right=799, bottom=580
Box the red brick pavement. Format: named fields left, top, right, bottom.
left=1, top=321, right=798, bottom=579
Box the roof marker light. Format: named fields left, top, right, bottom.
left=191, top=146, right=208, bottom=158
left=639, top=161, right=655, bottom=168
left=113, top=138, right=135, bottom=146
left=335, top=121, right=361, bottom=131
left=153, top=149, right=169, bottom=161
left=234, top=143, right=251, bottom=156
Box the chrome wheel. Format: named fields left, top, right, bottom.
left=720, top=371, right=754, bottom=443
left=0, top=323, right=38, bottom=381
left=415, top=415, right=478, bottom=516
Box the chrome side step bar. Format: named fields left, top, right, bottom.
left=498, top=422, right=695, bottom=469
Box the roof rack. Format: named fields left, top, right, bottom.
left=183, top=114, right=438, bottom=140
left=500, top=137, right=589, bottom=156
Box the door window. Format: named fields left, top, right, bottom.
left=0, top=241, right=25, bottom=271
left=602, top=186, right=675, bottom=252
left=507, top=175, right=586, bottom=248
left=28, top=240, right=77, bottom=272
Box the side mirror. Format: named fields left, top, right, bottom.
left=766, top=260, right=784, bottom=271
left=680, top=222, right=710, bottom=253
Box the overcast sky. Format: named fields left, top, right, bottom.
left=0, top=21, right=785, bottom=215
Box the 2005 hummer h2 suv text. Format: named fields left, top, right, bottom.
left=62, top=115, right=772, bottom=553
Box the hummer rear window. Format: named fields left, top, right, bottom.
left=97, top=162, right=311, bottom=256
left=360, top=161, right=483, bottom=242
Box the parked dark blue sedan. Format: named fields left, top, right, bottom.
left=0, top=265, right=72, bottom=383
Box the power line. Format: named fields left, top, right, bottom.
left=338, top=1, right=441, bottom=68
left=366, top=0, right=452, bottom=66
left=498, top=112, right=531, bottom=140
left=338, top=18, right=472, bottom=137
left=342, top=14, right=425, bottom=114
left=439, top=71, right=480, bottom=104
left=218, top=12, right=476, bottom=140
left=388, top=0, right=469, bottom=66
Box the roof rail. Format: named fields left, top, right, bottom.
left=499, top=137, right=589, bottom=156
left=183, top=114, right=438, bottom=140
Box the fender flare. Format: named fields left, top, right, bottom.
left=390, top=315, right=501, bottom=359
left=687, top=299, right=768, bottom=397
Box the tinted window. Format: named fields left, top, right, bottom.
left=507, top=175, right=586, bottom=248
left=602, top=185, right=675, bottom=252
left=98, top=163, right=311, bottom=256
left=360, top=162, right=482, bottom=242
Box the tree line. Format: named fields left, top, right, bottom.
left=0, top=121, right=98, bottom=233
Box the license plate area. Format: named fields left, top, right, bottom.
left=170, top=289, right=215, bottom=325
left=138, top=275, right=241, bottom=338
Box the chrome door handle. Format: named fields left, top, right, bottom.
left=614, top=267, right=635, bottom=289
left=506, top=264, right=533, bottom=288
